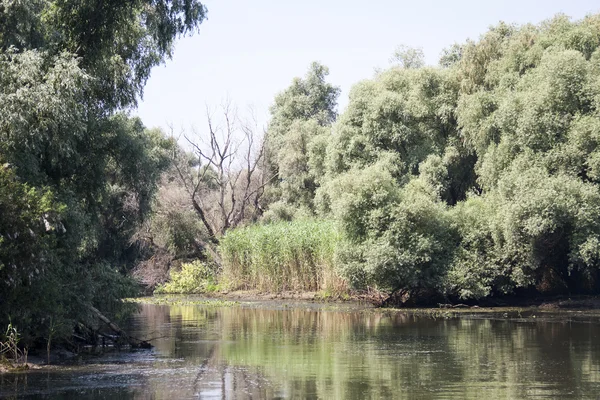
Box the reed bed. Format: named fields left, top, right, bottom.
left=219, top=219, right=346, bottom=292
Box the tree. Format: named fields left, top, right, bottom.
left=322, top=63, right=473, bottom=200
left=439, top=43, right=463, bottom=68
left=0, top=0, right=207, bottom=343
left=264, top=62, right=340, bottom=217
left=390, top=45, right=425, bottom=69
left=1, top=0, right=207, bottom=110
left=314, top=13, right=600, bottom=301
left=174, top=103, right=271, bottom=245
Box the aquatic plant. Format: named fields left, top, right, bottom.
left=125, top=296, right=239, bottom=307
left=0, top=324, right=27, bottom=366
left=219, top=219, right=346, bottom=292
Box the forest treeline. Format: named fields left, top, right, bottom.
left=153, top=13, right=600, bottom=304
left=3, top=5, right=600, bottom=346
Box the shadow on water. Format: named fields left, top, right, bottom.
left=2, top=301, right=600, bottom=399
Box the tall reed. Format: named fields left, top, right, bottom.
left=219, top=219, right=345, bottom=292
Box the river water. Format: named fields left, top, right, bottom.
left=2, top=300, right=600, bottom=399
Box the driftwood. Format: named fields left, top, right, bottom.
left=88, top=306, right=152, bottom=349
left=380, top=287, right=406, bottom=307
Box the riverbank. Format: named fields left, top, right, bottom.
left=0, top=345, right=133, bottom=373
left=215, top=291, right=600, bottom=310
left=0, top=357, right=48, bottom=373
left=0, top=363, right=29, bottom=373
left=131, top=291, right=600, bottom=311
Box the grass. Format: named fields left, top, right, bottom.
left=219, top=218, right=347, bottom=293
left=1, top=323, right=28, bottom=369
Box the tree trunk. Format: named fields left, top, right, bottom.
left=88, top=306, right=152, bottom=348
left=191, top=197, right=218, bottom=243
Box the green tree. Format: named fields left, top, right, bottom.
left=315, top=13, right=600, bottom=300
left=389, top=44, right=425, bottom=69
left=1, top=0, right=207, bottom=110
left=264, top=62, right=340, bottom=218
left=0, top=0, right=206, bottom=343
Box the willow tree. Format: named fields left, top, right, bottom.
left=448, top=14, right=600, bottom=297
left=0, top=0, right=206, bottom=343
left=313, top=13, right=600, bottom=302
left=263, top=62, right=340, bottom=219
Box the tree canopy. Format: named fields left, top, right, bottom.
left=264, top=62, right=341, bottom=219
left=0, top=0, right=206, bottom=342
left=257, top=13, right=600, bottom=302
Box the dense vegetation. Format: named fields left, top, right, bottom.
left=4, top=5, right=600, bottom=351
left=169, top=13, right=600, bottom=303
left=0, top=0, right=206, bottom=345
left=319, top=13, right=600, bottom=301
left=220, top=219, right=343, bottom=293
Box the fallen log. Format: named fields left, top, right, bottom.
left=88, top=306, right=152, bottom=349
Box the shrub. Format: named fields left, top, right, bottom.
left=155, top=261, right=218, bottom=294
left=336, top=177, right=456, bottom=296
left=447, top=159, right=600, bottom=299
left=446, top=196, right=507, bottom=299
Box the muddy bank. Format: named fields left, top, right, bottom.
left=148, top=285, right=600, bottom=311
left=130, top=291, right=600, bottom=313
left=471, top=294, right=600, bottom=310
left=188, top=290, right=600, bottom=310
left=0, top=358, right=46, bottom=374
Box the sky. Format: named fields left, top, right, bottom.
left=135, top=0, right=600, bottom=134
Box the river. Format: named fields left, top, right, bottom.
left=2, top=299, right=600, bottom=399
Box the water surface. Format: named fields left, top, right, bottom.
left=2, top=300, right=600, bottom=399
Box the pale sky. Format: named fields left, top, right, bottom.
left=135, top=0, right=600, bottom=134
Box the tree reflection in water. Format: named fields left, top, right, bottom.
left=2, top=302, right=600, bottom=399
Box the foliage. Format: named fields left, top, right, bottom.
left=0, top=324, right=26, bottom=365
left=1, top=0, right=207, bottom=110
left=488, top=161, right=600, bottom=293
left=0, top=165, right=61, bottom=289
left=445, top=14, right=600, bottom=298
left=318, top=161, right=401, bottom=242
left=264, top=62, right=340, bottom=213
left=125, top=296, right=238, bottom=307
left=269, top=62, right=340, bottom=129
left=219, top=219, right=345, bottom=292
left=256, top=13, right=600, bottom=302
left=446, top=196, right=502, bottom=299
left=0, top=0, right=206, bottom=343
left=324, top=162, right=456, bottom=294
left=136, top=159, right=209, bottom=256
left=323, top=64, right=471, bottom=196
left=390, top=44, right=425, bottom=69
left=155, top=260, right=218, bottom=294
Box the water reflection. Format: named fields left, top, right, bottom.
left=2, top=302, right=600, bottom=399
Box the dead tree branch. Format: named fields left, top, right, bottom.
left=173, top=102, right=272, bottom=244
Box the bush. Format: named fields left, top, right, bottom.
left=155, top=261, right=218, bottom=294
left=446, top=159, right=600, bottom=299
left=490, top=161, right=600, bottom=293
left=446, top=196, right=507, bottom=299
left=323, top=160, right=456, bottom=296
left=336, top=177, right=456, bottom=297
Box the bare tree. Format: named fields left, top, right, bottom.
left=172, top=101, right=274, bottom=245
